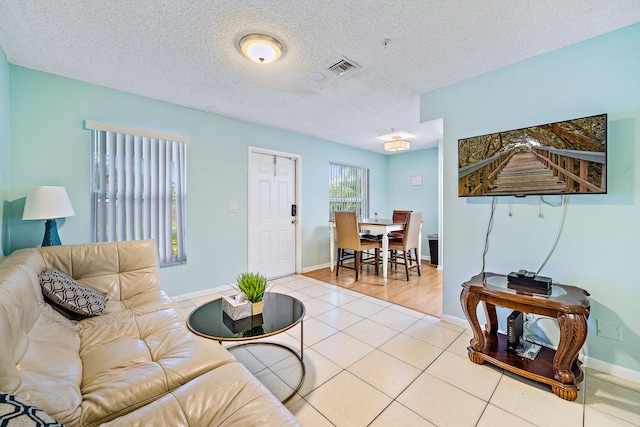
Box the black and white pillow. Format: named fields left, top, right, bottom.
left=0, top=392, right=65, bottom=426
left=39, top=269, right=107, bottom=317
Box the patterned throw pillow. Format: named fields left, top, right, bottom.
left=0, top=392, right=65, bottom=426
left=39, top=269, right=107, bottom=317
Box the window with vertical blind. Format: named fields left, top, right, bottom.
left=329, top=162, right=369, bottom=220
left=86, top=120, right=187, bottom=266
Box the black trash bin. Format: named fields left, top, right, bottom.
left=428, top=234, right=438, bottom=266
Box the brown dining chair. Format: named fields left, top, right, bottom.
left=335, top=211, right=381, bottom=281
left=388, top=212, right=422, bottom=281
left=389, top=209, right=412, bottom=239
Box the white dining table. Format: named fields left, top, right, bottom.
left=329, top=218, right=421, bottom=284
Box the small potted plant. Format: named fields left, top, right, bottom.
left=223, top=272, right=269, bottom=320
left=235, top=272, right=268, bottom=315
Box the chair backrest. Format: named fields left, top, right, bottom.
left=402, top=212, right=422, bottom=250
left=392, top=210, right=412, bottom=224
left=335, top=211, right=362, bottom=251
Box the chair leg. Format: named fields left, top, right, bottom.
left=355, top=251, right=360, bottom=281
left=336, top=248, right=342, bottom=277
left=403, top=250, right=410, bottom=281
left=415, top=248, right=421, bottom=276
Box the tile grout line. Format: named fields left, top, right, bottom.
left=301, top=290, right=464, bottom=426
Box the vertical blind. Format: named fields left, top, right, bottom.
left=87, top=121, right=187, bottom=265
left=329, top=162, right=369, bottom=220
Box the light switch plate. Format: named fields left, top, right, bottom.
left=227, top=203, right=237, bottom=213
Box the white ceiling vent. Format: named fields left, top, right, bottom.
left=325, top=56, right=360, bottom=76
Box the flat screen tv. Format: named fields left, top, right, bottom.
left=458, top=114, right=607, bottom=197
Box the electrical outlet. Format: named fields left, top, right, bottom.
left=227, top=203, right=237, bottom=213
left=596, top=319, right=622, bottom=341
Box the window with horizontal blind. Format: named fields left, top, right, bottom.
left=86, top=120, right=187, bottom=266
left=329, top=162, right=369, bottom=221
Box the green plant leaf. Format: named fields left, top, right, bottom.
left=235, top=272, right=268, bottom=302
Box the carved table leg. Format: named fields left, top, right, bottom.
left=552, top=313, right=588, bottom=400
left=483, top=302, right=498, bottom=335
left=460, top=289, right=485, bottom=364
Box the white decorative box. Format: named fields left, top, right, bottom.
left=222, top=294, right=252, bottom=320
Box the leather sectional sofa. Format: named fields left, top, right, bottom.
left=0, top=240, right=300, bottom=426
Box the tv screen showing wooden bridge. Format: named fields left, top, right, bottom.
left=458, top=114, right=607, bottom=197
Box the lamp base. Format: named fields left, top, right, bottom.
left=42, top=219, right=62, bottom=246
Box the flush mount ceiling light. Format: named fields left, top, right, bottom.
left=240, top=33, right=283, bottom=64
left=384, top=139, right=411, bottom=152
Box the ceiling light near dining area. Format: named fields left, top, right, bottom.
left=377, top=130, right=414, bottom=152
left=384, top=139, right=411, bottom=152
left=240, top=33, right=283, bottom=64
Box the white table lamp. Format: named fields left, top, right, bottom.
left=22, top=186, right=76, bottom=246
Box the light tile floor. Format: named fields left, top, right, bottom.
left=175, top=275, right=640, bottom=427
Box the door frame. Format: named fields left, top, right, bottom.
left=247, top=146, right=302, bottom=275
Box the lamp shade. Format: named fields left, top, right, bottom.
left=384, top=140, right=411, bottom=152
left=23, top=186, right=76, bottom=220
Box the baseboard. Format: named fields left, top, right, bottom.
left=171, top=284, right=233, bottom=301
left=582, top=356, right=640, bottom=384
left=441, top=314, right=470, bottom=330
left=302, top=263, right=332, bottom=273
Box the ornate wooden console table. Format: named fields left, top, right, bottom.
left=460, top=272, right=590, bottom=401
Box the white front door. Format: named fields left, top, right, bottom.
left=248, top=150, right=297, bottom=278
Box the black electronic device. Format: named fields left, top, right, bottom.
left=507, top=310, right=524, bottom=352
left=507, top=281, right=552, bottom=296
left=519, top=270, right=536, bottom=279
left=457, top=113, right=607, bottom=197
left=507, top=271, right=552, bottom=294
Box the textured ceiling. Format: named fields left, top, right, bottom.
left=1, top=1, right=639, bottom=153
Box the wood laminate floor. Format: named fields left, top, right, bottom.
left=303, top=260, right=442, bottom=318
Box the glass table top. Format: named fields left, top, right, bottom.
left=187, top=293, right=305, bottom=341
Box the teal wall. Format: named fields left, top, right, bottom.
left=0, top=50, right=10, bottom=257
left=4, top=65, right=440, bottom=296
left=387, top=147, right=439, bottom=256
left=420, top=24, right=640, bottom=372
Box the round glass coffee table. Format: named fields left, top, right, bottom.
left=187, top=293, right=305, bottom=403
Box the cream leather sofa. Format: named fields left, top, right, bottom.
left=0, top=240, right=300, bottom=426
